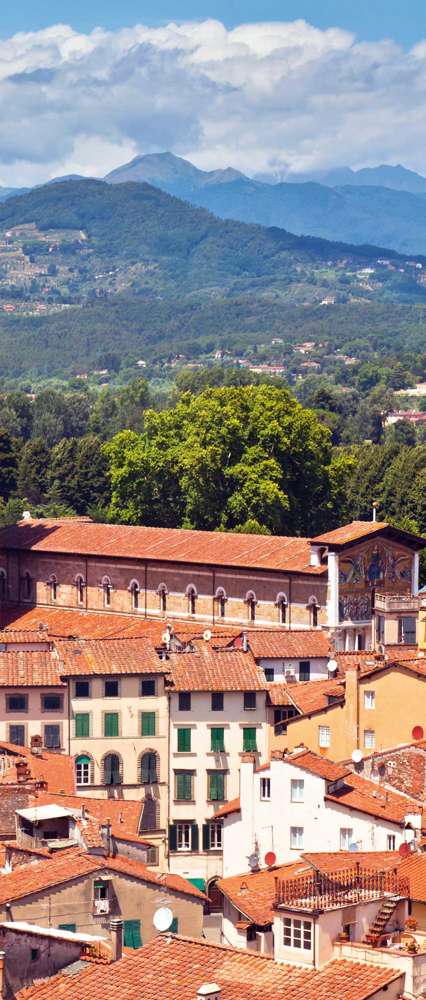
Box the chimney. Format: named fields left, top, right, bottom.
left=101, top=818, right=112, bottom=856
left=197, top=986, right=221, bottom=1000
left=0, top=950, right=5, bottom=998
left=109, top=918, right=123, bottom=962
left=15, top=761, right=30, bottom=783
left=241, top=630, right=249, bottom=653
left=30, top=735, right=43, bottom=756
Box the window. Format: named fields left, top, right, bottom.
left=211, top=692, right=224, bottom=712
left=187, top=586, right=197, bottom=615
left=387, top=835, right=396, bottom=851
left=398, top=616, right=416, bottom=644
left=211, top=727, right=225, bottom=752
left=47, top=575, right=57, bottom=603
left=376, top=614, right=385, bottom=644
left=215, top=588, right=227, bottom=618
left=245, top=591, right=256, bottom=622
left=58, top=924, right=76, bottom=932
left=0, top=571, right=7, bottom=600
left=158, top=584, right=167, bottom=613
left=123, top=920, right=142, bottom=949
left=243, top=727, right=257, bottom=752
left=364, top=729, right=376, bottom=749
left=103, top=753, right=122, bottom=785
left=6, top=694, right=27, bottom=713
left=309, top=598, right=319, bottom=627
left=140, top=751, right=158, bottom=784
left=260, top=777, right=271, bottom=800
left=21, top=572, right=32, bottom=601
left=141, top=712, right=156, bottom=737
left=340, top=827, right=354, bottom=850
left=283, top=917, right=312, bottom=950
left=318, top=725, right=331, bottom=748
left=177, top=727, right=191, bottom=752
left=244, top=692, right=256, bottom=711
left=276, top=593, right=287, bottom=625
left=246, top=925, right=257, bottom=942
left=141, top=678, right=156, bottom=697
left=208, top=822, right=222, bottom=850
left=75, top=575, right=85, bottom=606
left=31, top=948, right=40, bottom=962
left=42, top=693, right=63, bottom=712
left=364, top=690, right=375, bottom=710
left=175, top=771, right=193, bottom=801
left=291, top=779, right=304, bottom=803
left=102, top=577, right=112, bottom=608
left=9, top=724, right=25, bottom=746
left=170, top=917, right=179, bottom=933
left=104, top=712, right=119, bottom=737
left=44, top=724, right=60, bottom=749
left=140, top=794, right=158, bottom=830
left=104, top=679, right=119, bottom=698
left=75, top=712, right=90, bottom=738
left=176, top=822, right=191, bottom=851
left=178, top=692, right=191, bottom=711
left=290, top=826, right=304, bottom=849
left=129, top=580, right=140, bottom=611
left=299, top=661, right=310, bottom=682
left=264, top=667, right=274, bottom=682
left=208, top=771, right=225, bottom=801
left=76, top=754, right=92, bottom=785
left=75, top=680, right=90, bottom=699
left=169, top=822, right=198, bottom=853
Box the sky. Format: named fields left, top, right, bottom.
left=2, top=3, right=426, bottom=186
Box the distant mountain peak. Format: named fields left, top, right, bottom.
left=104, top=151, right=247, bottom=191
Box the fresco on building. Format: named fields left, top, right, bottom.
left=338, top=541, right=412, bottom=623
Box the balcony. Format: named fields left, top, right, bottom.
left=274, top=866, right=409, bottom=913
left=374, top=592, right=419, bottom=613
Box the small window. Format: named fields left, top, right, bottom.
left=211, top=727, right=225, bottom=752
left=209, top=822, right=222, bottom=850
left=291, top=778, right=304, bottom=803
left=211, top=692, right=224, bottom=712
left=21, top=572, right=32, bottom=601
left=243, top=727, right=257, bottom=752
left=364, top=690, right=375, bottom=710
left=6, top=694, right=27, bottom=713
left=141, top=678, right=156, bottom=697
left=44, top=724, right=60, bottom=749
left=75, top=712, right=90, bottom=738
left=0, top=571, right=7, bottom=600
left=290, top=826, right=304, bottom=850
left=170, top=917, right=178, bottom=933
left=42, top=693, right=63, bottom=712
left=364, top=729, right=376, bottom=750
left=187, top=586, right=197, bottom=616
left=9, top=724, right=25, bottom=746
left=398, top=616, right=416, bottom=644
left=387, top=834, right=396, bottom=851
left=340, top=827, right=354, bottom=850
left=140, top=751, right=158, bottom=784
left=47, top=576, right=57, bottom=603
left=175, top=771, right=193, bottom=801
left=260, top=777, right=271, bottom=800
left=283, top=917, right=312, bottom=950
left=318, top=725, right=330, bottom=748
left=141, top=711, right=156, bottom=737
left=158, top=585, right=167, bottom=613
left=76, top=754, right=92, bottom=785
left=179, top=692, right=191, bottom=712
left=104, top=679, right=119, bottom=698
left=244, top=692, right=256, bottom=711
left=177, top=727, right=191, bottom=752
left=75, top=576, right=85, bottom=606
left=208, top=771, right=225, bottom=801
left=215, top=588, right=227, bottom=619
left=299, top=661, right=310, bottom=682
left=276, top=594, right=287, bottom=625
left=246, top=593, right=256, bottom=622
left=376, top=614, right=385, bottom=643
left=130, top=581, right=140, bottom=611
left=264, top=667, right=274, bottom=682
left=246, top=925, right=257, bottom=942
left=176, top=822, right=191, bottom=851
left=104, top=712, right=119, bottom=737
left=75, top=680, right=90, bottom=699
left=309, top=599, right=319, bottom=627
left=102, top=577, right=112, bottom=608
left=31, top=948, right=39, bottom=962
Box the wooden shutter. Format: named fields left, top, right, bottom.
left=168, top=824, right=177, bottom=852
left=178, top=728, right=191, bottom=752
left=123, top=920, right=142, bottom=949
left=211, top=728, right=224, bottom=752
left=243, top=727, right=257, bottom=751
left=141, top=712, right=156, bottom=737
left=75, top=713, right=90, bottom=738
left=104, top=713, right=119, bottom=737
left=191, top=823, right=199, bottom=852
left=202, top=823, right=210, bottom=851
left=170, top=918, right=178, bottom=933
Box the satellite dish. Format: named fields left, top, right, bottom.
left=349, top=842, right=359, bottom=852
left=351, top=749, right=363, bottom=764
left=327, top=659, right=338, bottom=675
left=203, top=629, right=212, bottom=642
left=153, top=906, right=173, bottom=932
left=398, top=842, right=411, bottom=858
left=248, top=853, right=259, bottom=870
left=264, top=851, right=276, bottom=868
left=412, top=725, right=424, bottom=741
left=161, top=631, right=170, bottom=644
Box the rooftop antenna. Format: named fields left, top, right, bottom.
left=372, top=501, right=378, bottom=523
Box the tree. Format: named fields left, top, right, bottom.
left=17, top=438, right=51, bottom=505
left=0, top=429, right=18, bottom=500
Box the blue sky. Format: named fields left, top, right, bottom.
left=1, top=0, right=426, bottom=47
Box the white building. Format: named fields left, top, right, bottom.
left=242, top=629, right=331, bottom=683
left=216, top=748, right=422, bottom=878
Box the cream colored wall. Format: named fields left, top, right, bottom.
left=411, top=901, right=426, bottom=930
left=0, top=685, right=68, bottom=749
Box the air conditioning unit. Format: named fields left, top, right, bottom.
left=94, top=898, right=110, bottom=915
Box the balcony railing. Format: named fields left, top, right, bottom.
left=374, top=592, right=419, bottom=613
left=274, top=866, right=409, bottom=911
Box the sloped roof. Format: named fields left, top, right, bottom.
left=284, top=748, right=350, bottom=781
left=325, top=771, right=423, bottom=825
left=27, top=791, right=143, bottom=841
left=247, top=629, right=331, bottom=660
left=0, top=519, right=325, bottom=574
left=267, top=678, right=345, bottom=711
left=0, top=744, right=75, bottom=795
left=399, top=852, right=426, bottom=902
left=0, top=650, right=64, bottom=687
left=312, top=520, right=425, bottom=550
left=217, top=861, right=310, bottom=925
left=55, top=637, right=165, bottom=676
left=15, top=933, right=402, bottom=1000
left=165, top=648, right=267, bottom=692
left=303, top=851, right=400, bottom=874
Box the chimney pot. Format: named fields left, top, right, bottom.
left=109, top=918, right=123, bottom=963
left=241, top=630, right=249, bottom=653
left=197, top=986, right=221, bottom=999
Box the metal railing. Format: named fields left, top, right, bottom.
left=274, top=865, right=409, bottom=910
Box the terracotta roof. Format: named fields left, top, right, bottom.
left=303, top=851, right=401, bottom=874
left=55, top=637, right=165, bottom=676
left=312, top=520, right=426, bottom=549
left=284, top=747, right=351, bottom=782
left=0, top=745, right=75, bottom=795
left=0, top=650, right=64, bottom=687
left=0, top=628, right=51, bottom=646
left=214, top=797, right=241, bottom=819
left=165, top=648, right=267, bottom=692
left=28, top=792, right=143, bottom=841
left=267, top=678, right=345, bottom=711
left=0, top=606, right=240, bottom=644
left=15, top=933, right=402, bottom=1000
left=325, top=771, right=422, bottom=824
left=246, top=629, right=331, bottom=660
left=0, top=519, right=326, bottom=574
left=399, top=852, right=426, bottom=902
left=218, top=861, right=310, bottom=925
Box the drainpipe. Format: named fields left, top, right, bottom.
left=166, top=688, right=171, bottom=860
left=288, top=578, right=292, bottom=629
left=212, top=569, right=215, bottom=626
left=85, top=557, right=88, bottom=610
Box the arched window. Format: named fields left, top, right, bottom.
left=157, top=583, right=168, bottom=614
left=102, top=752, right=122, bottom=786
left=75, top=575, right=85, bottom=606
left=308, top=596, right=320, bottom=628
left=140, top=793, right=159, bottom=832
left=186, top=584, right=197, bottom=616
left=215, top=587, right=227, bottom=619
left=275, top=592, right=288, bottom=625
left=129, top=579, right=140, bottom=611
left=21, top=571, right=32, bottom=602
left=47, top=574, right=57, bottom=603
left=101, top=576, right=112, bottom=609
left=245, top=590, right=257, bottom=623
left=140, top=750, right=159, bottom=784
left=75, top=754, right=93, bottom=786
left=0, top=570, right=7, bottom=601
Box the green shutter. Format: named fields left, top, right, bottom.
left=211, top=728, right=225, bottom=752
left=75, top=713, right=90, bottom=738
left=170, top=917, right=178, bottom=933
left=177, top=728, right=191, bottom=752
left=202, top=823, right=210, bottom=851
left=168, top=824, right=177, bottom=852
left=209, top=772, right=224, bottom=801
left=243, top=727, right=257, bottom=751
left=141, top=712, right=156, bottom=737
left=176, top=772, right=192, bottom=800
left=58, top=923, right=76, bottom=932
left=191, top=823, right=199, bottom=852
left=123, top=919, right=142, bottom=949
left=104, top=713, right=119, bottom=737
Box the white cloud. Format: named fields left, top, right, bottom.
left=0, top=18, right=426, bottom=185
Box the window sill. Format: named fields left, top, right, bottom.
left=173, top=799, right=196, bottom=804
left=174, top=752, right=197, bottom=757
